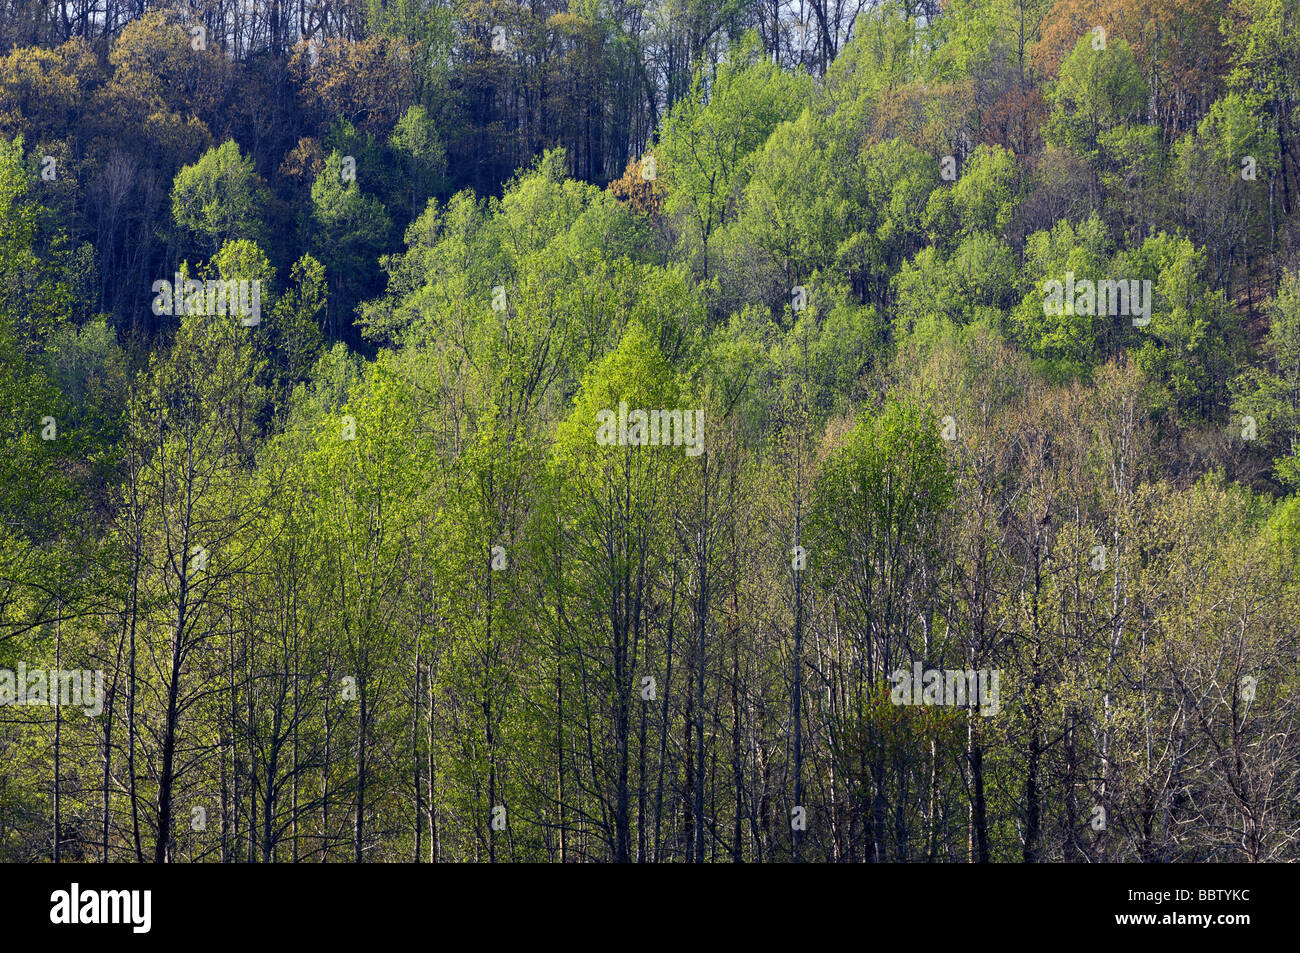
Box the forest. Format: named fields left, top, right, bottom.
left=0, top=0, right=1299, bottom=864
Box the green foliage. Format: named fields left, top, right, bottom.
left=926, top=144, right=1019, bottom=248
left=1234, top=271, right=1300, bottom=486
left=1120, top=233, right=1243, bottom=420
left=656, top=30, right=812, bottom=277
left=1046, top=35, right=1148, bottom=160
left=390, top=105, right=447, bottom=213
left=6, top=0, right=1300, bottom=868
left=895, top=232, right=1019, bottom=345
left=1010, top=213, right=1111, bottom=375
left=310, top=150, right=393, bottom=334
left=171, top=140, right=269, bottom=255
left=810, top=398, right=954, bottom=602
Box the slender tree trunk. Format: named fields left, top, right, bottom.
left=53, top=609, right=61, bottom=862
left=355, top=677, right=367, bottom=863
left=653, top=570, right=676, bottom=861
left=426, top=658, right=437, bottom=863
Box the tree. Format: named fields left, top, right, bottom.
left=309, top=151, right=393, bottom=339
left=1045, top=33, right=1148, bottom=164
left=130, top=294, right=268, bottom=862
left=655, top=31, right=811, bottom=279
left=809, top=399, right=954, bottom=860
left=1234, top=271, right=1300, bottom=487
left=543, top=321, right=686, bottom=861
left=171, top=141, right=269, bottom=256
